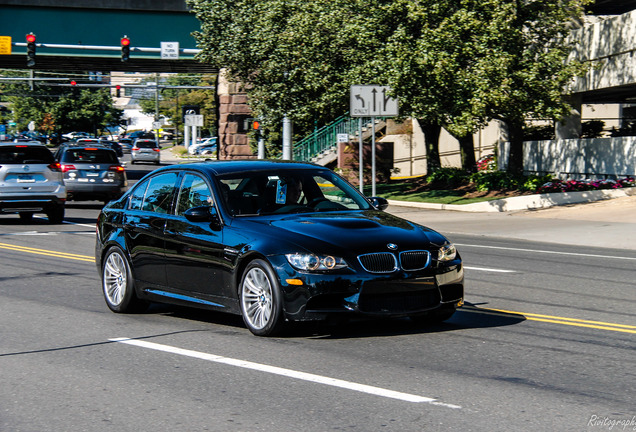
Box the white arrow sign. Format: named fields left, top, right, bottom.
left=350, top=85, right=399, bottom=117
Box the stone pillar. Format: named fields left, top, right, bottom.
left=217, top=70, right=255, bottom=160
left=555, top=94, right=583, bottom=139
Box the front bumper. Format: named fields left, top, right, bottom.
left=274, top=259, right=464, bottom=321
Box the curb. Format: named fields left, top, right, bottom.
left=388, top=187, right=636, bottom=213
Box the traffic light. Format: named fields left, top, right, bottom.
left=121, top=36, right=130, bottom=62
left=252, top=120, right=261, bottom=131
left=70, top=80, right=78, bottom=96
left=115, top=85, right=121, bottom=98
left=26, top=33, right=36, bottom=68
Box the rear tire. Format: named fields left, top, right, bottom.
left=239, top=259, right=284, bottom=336
left=102, top=246, right=147, bottom=313
left=46, top=205, right=64, bottom=224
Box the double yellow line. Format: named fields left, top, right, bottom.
left=0, top=241, right=95, bottom=263
left=463, top=305, right=636, bottom=334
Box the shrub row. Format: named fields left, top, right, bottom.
left=424, top=167, right=636, bottom=194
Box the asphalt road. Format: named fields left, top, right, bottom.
left=1, top=161, right=635, bottom=431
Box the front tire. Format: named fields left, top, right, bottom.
left=239, top=259, right=284, bottom=336
left=102, top=246, right=147, bottom=313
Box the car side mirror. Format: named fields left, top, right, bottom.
left=184, top=205, right=222, bottom=229
left=369, top=196, right=389, bottom=211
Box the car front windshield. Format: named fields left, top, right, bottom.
left=218, top=169, right=372, bottom=216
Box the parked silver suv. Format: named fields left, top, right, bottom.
left=0, top=142, right=66, bottom=223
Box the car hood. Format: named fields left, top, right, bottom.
left=237, top=211, right=449, bottom=254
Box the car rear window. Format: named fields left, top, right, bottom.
left=60, top=148, right=119, bottom=163
left=0, top=146, right=55, bottom=164
left=135, top=141, right=158, bottom=149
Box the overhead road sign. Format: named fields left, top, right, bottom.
left=350, top=85, right=399, bottom=117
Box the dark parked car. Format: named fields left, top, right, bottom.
left=95, top=161, right=463, bottom=336
left=55, top=144, right=127, bottom=203
left=0, top=141, right=66, bottom=223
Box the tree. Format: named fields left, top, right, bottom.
left=137, top=74, right=217, bottom=138
left=188, top=0, right=591, bottom=173
left=1, top=72, right=122, bottom=137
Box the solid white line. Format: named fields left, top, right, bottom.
left=34, top=215, right=96, bottom=229
left=455, top=243, right=636, bottom=261
left=464, top=266, right=515, bottom=273
left=110, top=337, right=461, bottom=409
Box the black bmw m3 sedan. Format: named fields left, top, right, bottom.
left=95, top=160, right=464, bottom=336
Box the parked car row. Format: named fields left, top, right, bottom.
left=0, top=135, right=156, bottom=223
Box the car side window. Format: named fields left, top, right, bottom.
left=129, top=178, right=149, bottom=210
left=176, top=173, right=213, bottom=216
left=140, top=172, right=178, bottom=214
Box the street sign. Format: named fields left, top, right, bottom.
left=337, top=133, right=349, bottom=143
left=161, top=41, right=179, bottom=60
left=152, top=121, right=163, bottom=129
left=350, top=85, right=399, bottom=117
left=0, top=36, right=11, bottom=55
left=184, top=114, right=203, bottom=127
left=28, top=121, right=36, bottom=132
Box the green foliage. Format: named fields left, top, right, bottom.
left=188, top=0, right=591, bottom=163
left=137, top=74, right=218, bottom=137
left=470, top=170, right=522, bottom=192
left=425, top=168, right=470, bottom=189
left=1, top=72, right=122, bottom=136
left=521, top=174, right=553, bottom=192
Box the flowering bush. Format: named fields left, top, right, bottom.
left=476, top=154, right=496, bottom=171
left=538, top=177, right=635, bottom=194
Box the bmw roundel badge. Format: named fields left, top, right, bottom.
left=387, top=243, right=398, bottom=250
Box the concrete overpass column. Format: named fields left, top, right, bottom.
left=555, top=94, right=583, bottom=139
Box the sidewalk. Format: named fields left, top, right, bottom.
left=387, top=194, right=636, bottom=251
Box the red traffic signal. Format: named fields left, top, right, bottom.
left=26, top=33, right=36, bottom=67
left=252, top=121, right=260, bottom=130
left=70, top=80, right=77, bottom=86
left=115, top=85, right=121, bottom=97
left=121, top=36, right=130, bottom=62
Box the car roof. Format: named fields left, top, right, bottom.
left=153, top=160, right=324, bottom=176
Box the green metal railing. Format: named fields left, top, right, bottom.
left=293, top=114, right=359, bottom=162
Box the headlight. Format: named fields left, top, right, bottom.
left=437, top=243, right=457, bottom=262
left=286, top=253, right=348, bottom=271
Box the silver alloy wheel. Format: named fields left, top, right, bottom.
left=103, top=251, right=127, bottom=307
left=241, top=267, right=273, bottom=330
